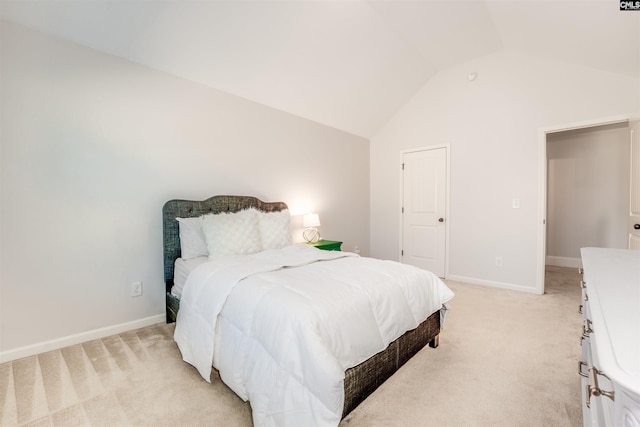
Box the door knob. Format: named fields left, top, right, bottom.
left=635, top=224, right=640, bottom=230
left=438, top=218, right=444, bottom=223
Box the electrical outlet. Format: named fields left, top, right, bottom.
left=131, top=281, right=143, bottom=297
left=512, top=198, right=520, bottom=209
left=495, top=257, right=503, bottom=267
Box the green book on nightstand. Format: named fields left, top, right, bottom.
left=307, top=240, right=342, bottom=251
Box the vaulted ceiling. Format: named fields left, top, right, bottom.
left=2, top=1, right=639, bottom=138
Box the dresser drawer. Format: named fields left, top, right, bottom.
left=579, top=248, right=640, bottom=427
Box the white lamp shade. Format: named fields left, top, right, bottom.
left=303, top=213, right=321, bottom=228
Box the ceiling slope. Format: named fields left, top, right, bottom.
left=1, top=0, right=638, bottom=138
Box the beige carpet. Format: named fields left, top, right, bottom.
left=0, top=266, right=582, bottom=426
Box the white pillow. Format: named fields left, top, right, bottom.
left=259, top=209, right=292, bottom=250
left=176, top=217, right=208, bottom=260
left=202, top=208, right=262, bottom=259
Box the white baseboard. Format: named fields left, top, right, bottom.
left=0, top=314, right=166, bottom=363
left=445, top=274, right=542, bottom=295
left=546, top=255, right=582, bottom=269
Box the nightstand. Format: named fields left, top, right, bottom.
left=308, top=240, right=342, bottom=251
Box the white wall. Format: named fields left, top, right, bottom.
left=0, top=22, right=370, bottom=358
left=546, top=123, right=630, bottom=268
left=371, top=50, right=640, bottom=293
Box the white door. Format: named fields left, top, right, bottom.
left=629, top=119, right=640, bottom=249
left=401, top=147, right=447, bottom=277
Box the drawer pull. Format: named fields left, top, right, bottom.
left=578, top=361, right=589, bottom=378
left=579, top=304, right=583, bottom=314
left=586, top=366, right=615, bottom=408
left=578, top=268, right=584, bottom=274
left=580, top=280, right=587, bottom=289
left=582, top=319, right=593, bottom=338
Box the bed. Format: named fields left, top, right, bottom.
left=162, top=195, right=452, bottom=425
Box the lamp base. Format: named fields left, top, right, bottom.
left=303, top=228, right=321, bottom=243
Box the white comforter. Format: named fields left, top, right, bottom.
left=174, top=244, right=453, bottom=427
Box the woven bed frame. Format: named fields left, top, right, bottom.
left=162, top=195, right=441, bottom=418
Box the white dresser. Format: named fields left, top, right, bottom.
left=580, top=247, right=640, bottom=426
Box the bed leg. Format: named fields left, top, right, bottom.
left=429, top=334, right=440, bottom=348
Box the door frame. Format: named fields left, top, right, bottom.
left=537, top=113, right=634, bottom=294
left=399, top=144, right=450, bottom=278
left=629, top=118, right=640, bottom=249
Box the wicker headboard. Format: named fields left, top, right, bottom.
left=162, top=195, right=289, bottom=293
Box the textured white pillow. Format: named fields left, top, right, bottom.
left=259, top=209, right=292, bottom=250
left=176, top=217, right=208, bottom=260
left=202, top=208, right=262, bottom=259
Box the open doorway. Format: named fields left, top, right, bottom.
left=546, top=122, right=630, bottom=267
left=539, top=118, right=632, bottom=293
